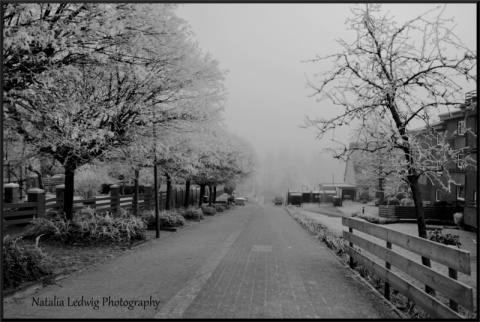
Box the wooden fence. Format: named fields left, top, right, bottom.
left=3, top=185, right=203, bottom=228
left=378, top=205, right=463, bottom=221
left=342, top=217, right=473, bottom=319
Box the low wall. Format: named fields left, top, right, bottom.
left=378, top=205, right=463, bottom=222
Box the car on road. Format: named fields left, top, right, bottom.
left=235, top=197, right=246, bottom=206
left=274, top=196, right=284, bottom=205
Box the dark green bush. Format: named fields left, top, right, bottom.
left=427, top=230, right=461, bottom=248
left=182, top=207, right=204, bottom=221
left=139, top=209, right=185, bottom=228
left=386, top=197, right=400, bottom=205
left=201, top=206, right=216, bottom=216
left=214, top=204, right=225, bottom=212
left=23, top=210, right=147, bottom=245
left=3, top=236, right=52, bottom=289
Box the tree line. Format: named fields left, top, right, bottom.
left=3, top=3, right=257, bottom=219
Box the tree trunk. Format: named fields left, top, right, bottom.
left=208, top=185, right=213, bottom=206
left=199, top=184, right=205, bottom=207
left=378, top=177, right=384, bottom=204
left=184, top=179, right=191, bottom=208
left=63, top=165, right=76, bottom=221
left=165, top=172, right=172, bottom=210
left=408, top=174, right=435, bottom=295
left=133, top=169, right=139, bottom=216
left=154, top=163, right=160, bottom=238
left=27, top=165, right=44, bottom=190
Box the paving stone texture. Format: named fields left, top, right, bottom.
left=3, top=204, right=400, bottom=319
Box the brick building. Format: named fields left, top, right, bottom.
left=414, top=90, right=477, bottom=228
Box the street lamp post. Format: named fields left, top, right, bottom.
left=153, top=109, right=160, bottom=239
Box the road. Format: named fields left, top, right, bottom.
left=3, top=204, right=400, bottom=319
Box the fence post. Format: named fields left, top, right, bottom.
left=144, top=186, right=152, bottom=211
left=384, top=241, right=392, bottom=300
left=349, top=227, right=354, bottom=269
left=448, top=268, right=459, bottom=312
left=110, top=185, right=119, bottom=213
left=4, top=183, right=19, bottom=203
left=28, top=188, right=45, bottom=218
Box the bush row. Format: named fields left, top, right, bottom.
left=4, top=203, right=234, bottom=291
left=22, top=209, right=147, bottom=245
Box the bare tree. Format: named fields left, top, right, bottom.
left=303, top=3, right=476, bottom=285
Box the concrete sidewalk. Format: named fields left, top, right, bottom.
left=3, top=204, right=401, bottom=319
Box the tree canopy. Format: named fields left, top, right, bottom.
left=3, top=3, right=228, bottom=219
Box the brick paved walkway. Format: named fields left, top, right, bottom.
left=3, top=204, right=400, bottom=319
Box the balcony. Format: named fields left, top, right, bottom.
left=465, top=90, right=477, bottom=103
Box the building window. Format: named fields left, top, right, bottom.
left=457, top=154, right=465, bottom=169
left=435, top=190, right=441, bottom=202
left=458, top=120, right=466, bottom=135
left=456, top=186, right=465, bottom=201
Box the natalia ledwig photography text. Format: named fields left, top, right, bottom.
left=31, top=296, right=162, bottom=311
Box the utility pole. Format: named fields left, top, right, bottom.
left=153, top=108, right=160, bottom=238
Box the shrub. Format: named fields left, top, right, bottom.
left=201, top=205, right=216, bottom=216
left=224, top=203, right=232, bottom=210
left=182, top=206, right=204, bottom=221
left=3, top=236, right=52, bottom=289
left=399, top=197, right=414, bottom=206
left=159, top=210, right=185, bottom=228
left=427, top=230, right=461, bottom=248
left=453, top=212, right=463, bottom=226
left=23, top=210, right=147, bottom=245
left=386, top=197, right=400, bottom=205
left=139, top=209, right=185, bottom=228
left=214, top=204, right=225, bottom=212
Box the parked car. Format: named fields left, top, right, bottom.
left=274, top=196, right=284, bottom=205
left=235, top=197, right=246, bottom=206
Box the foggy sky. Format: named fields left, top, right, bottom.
left=175, top=3, right=476, bottom=186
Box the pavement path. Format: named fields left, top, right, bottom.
left=3, top=204, right=400, bottom=319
